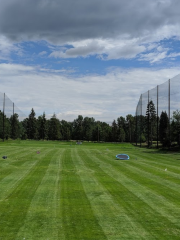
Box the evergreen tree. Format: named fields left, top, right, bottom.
left=72, top=115, right=84, bottom=140
left=10, top=113, right=19, bottom=139
left=61, top=120, right=72, bottom=140
left=0, top=111, right=11, bottom=140
left=118, top=127, right=126, bottom=142
left=0, top=111, right=3, bottom=139
left=37, top=112, right=47, bottom=140
left=48, top=114, right=61, bottom=140
left=4, top=117, right=11, bottom=140
left=111, top=120, right=118, bottom=142
left=82, top=117, right=94, bottom=141
left=159, top=111, right=170, bottom=147
left=117, top=116, right=129, bottom=142
left=126, top=114, right=135, bottom=142
left=27, top=108, right=37, bottom=139
left=146, top=100, right=156, bottom=146
left=171, top=110, right=180, bottom=146
left=18, top=122, right=27, bottom=139
left=100, top=122, right=111, bottom=142
left=21, top=118, right=28, bottom=140
left=91, top=121, right=102, bottom=142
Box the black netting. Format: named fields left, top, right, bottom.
left=170, top=74, right=180, bottom=116
left=158, top=80, right=169, bottom=118
left=0, top=93, right=26, bottom=141
left=0, top=93, right=4, bottom=139
left=136, top=95, right=142, bottom=144
left=14, top=104, right=26, bottom=122
left=136, top=73, right=180, bottom=147
left=4, top=94, right=13, bottom=119
left=142, top=91, right=148, bottom=116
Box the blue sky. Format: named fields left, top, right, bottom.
left=0, top=0, right=180, bottom=122
left=6, top=37, right=180, bottom=74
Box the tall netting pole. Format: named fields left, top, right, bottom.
left=13, top=102, right=14, bottom=140
left=157, top=85, right=159, bottom=148
left=140, top=94, right=142, bottom=147
left=148, top=90, right=150, bottom=147
left=136, top=106, right=137, bottom=146
left=136, top=73, right=180, bottom=149
left=3, top=93, right=5, bottom=142
left=168, top=79, right=171, bottom=147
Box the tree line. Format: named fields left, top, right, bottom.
left=1, top=103, right=180, bottom=147
left=0, top=109, right=136, bottom=142
left=138, top=100, right=180, bottom=147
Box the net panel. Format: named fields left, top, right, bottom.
left=14, top=104, right=26, bottom=122
left=149, top=86, right=157, bottom=114
left=170, top=74, right=180, bottom=117
left=158, top=80, right=169, bottom=118
left=149, top=86, right=158, bottom=142
left=142, top=91, right=148, bottom=117
left=0, top=93, right=26, bottom=140
left=135, top=73, right=180, bottom=146
left=136, top=95, right=142, bottom=144
left=4, top=94, right=13, bottom=119
left=0, top=93, right=4, bottom=139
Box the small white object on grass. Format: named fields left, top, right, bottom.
left=165, top=168, right=167, bottom=171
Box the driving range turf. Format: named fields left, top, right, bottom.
left=0, top=141, right=180, bottom=239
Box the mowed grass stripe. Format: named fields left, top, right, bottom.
left=1, top=141, right=180, bottom=239
left=89, top=150, right=180, bottom=228
left=56, top=149, right=66, bottom=240
left=15, top=149, right=65, bottom=240
left=0, top=160, right=38, bottom=201
left=130, top=152, right=180, bottom=176
left=0, top=148, right=55, bottom=240
left=100, top=146, right=180, bottom=172
left=0, top=146, right=45, bottom=175
left=60, top=148, right=107, bottom=240
left=0, top=146, right=44, bottom=162
left=112, top=156, right=180, bottom=207
left=81, top=149, right=180, bottom=239
left=132, top=150, right=180, bottom=173
left=94, top=149, right=180, bottom=209
left=111, top=146, right=180, bottom=176
left=0, top=148, right=52, bottom=201
left=95, top=149, right=180, bottom=206
left=0, top=147, right=32, bottom=167
left=9, top=147, right=47, bottom=160
left=0, top=147, right=40, bottom=180
left=73, top=148, right=150, bottom=240
left=128, top=152, right=180, bottom=187
left=0, top=146, right=28, bottom=157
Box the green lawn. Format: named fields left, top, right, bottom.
left=0, top=140, right=180, bottom=239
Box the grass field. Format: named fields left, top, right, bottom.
left=0, top=140, right=180, bottom=239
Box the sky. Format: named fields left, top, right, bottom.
left=0, top=0, right=180, bottom=122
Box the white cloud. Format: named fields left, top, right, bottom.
left=139, top=51, right=168, bottom=63
left=0, top=63, right=34, bottom=75
left=48, top=36, right=178, bottom=62
left=169, top=52, right=180, bottom=58
left=0, top=36, right=22, bottom=60
left=0, top=63, right=180, bottom=122
left=49, top=37, right=146, bottom=60
left=139, top=45, right=180, bottom=63
left=38, top=51, right=47, bottom=56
